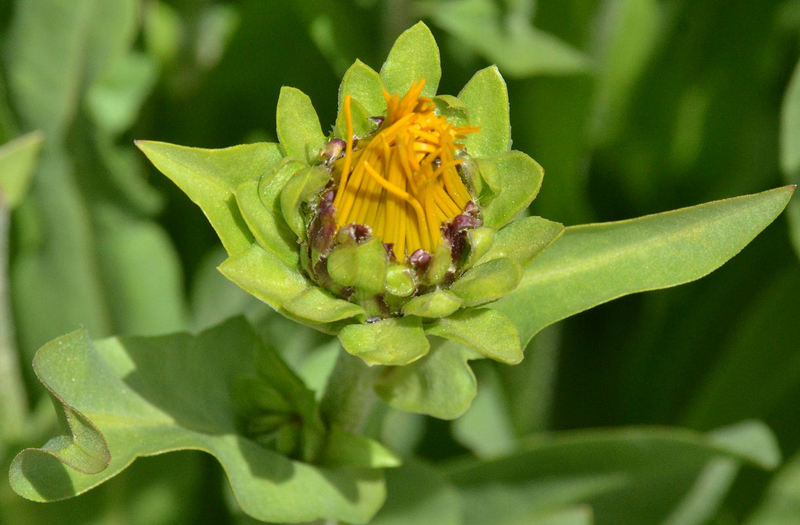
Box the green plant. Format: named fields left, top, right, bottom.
left=5, top=14, right=796, bottom=525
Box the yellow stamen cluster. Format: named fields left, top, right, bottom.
left=332, top=79, right=479, bottom=261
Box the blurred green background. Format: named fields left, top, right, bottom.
left=1, top=0, right=799, bottom=523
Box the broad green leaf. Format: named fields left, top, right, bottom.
left=530, top=507, right=594, bottom=525
left=143, top=0, right=182, bottom=66
left=780, top=59, right=800, bottom=180
left=458, top=66, right=511, bottom=158
left=452, top=363, right=518, bottom=458
left=8, top=318, right=387, bottom=524
left=780, top=58, right=800, bottom=257
left=447, top=421, right=780, bottom=525
left=338, top=317, right=429, bottom=366
left=218, top=244, right=310, bottom=310
left=6, top=0, right=137, bottom=141
left=745, top=451, right=800, bottom=525
left=95, top=136, right=163, bottom=216
left=136, top=141, right=283, bottom=256
left=500, top=324, right=561, bottom=436
left=375, top=339, right=480, bottom=419
left=494, top=186, right=795, bottom=346
left=421, top=0, right=589, bottom=78
left=402, top=289, right=463, bottom=318
left=86, top=51, right=158, bottom=136
left=319, top=426, right=401, bottom=469
left=94, top=208, right=186, bottom=336
left=682, top=268, right=800, bottom=429
left=370, top=460, right=462, bottom=525
left=339, top=59, right=387, bottom=118
left=1, top=453, right=206, bottom=525
left=12, top=150, right=111, bottom=356
left=189, top=247, right=263, bottom=333
left=0, top=131, right=43, bottom=209
left=589, top=0, right=662, bottom=145
left=235, top=180, right=299, bottom=266
left=449, top=257, right=522, bottom=307
left=477, top=216, right=564, bottom=267
left=289, top=0, right=376, bottom=75
left=662, top=459, right=740, bottom=525
left=380, top=22, right=441, bottom=97
left=426, top=309, right=522, bottom=364
left=276, top=87, right=327, bottom=163
left=476, top=151, right=544, bottom=228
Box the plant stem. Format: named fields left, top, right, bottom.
left=319, top=350, right=379, bottom=434
left=0, top=201, right=28, bottom=442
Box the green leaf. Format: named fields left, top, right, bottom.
left=12, top=150, right=111, bottom=356
left=380, top=22, right=441, bottom=97
left=0, top=131, right=43, bottom=209
left=235, top=180, right=299, bottom=266
left=402, top=289, right=463, bottom=318
left=6, top=0, right=138, bottom=141
left=136, top=141, right=283, bottom=256
left=276, top=86, right=327, bottom=164
left=289, top=0, right=376, bottom=76
left=452, top=362, right=518, bottom=458
left=375, top=339, right=480, bottom=419
left=682, top=268, right=800, bottom=429
left=283, top=286, right=365, bottom=324
left=1, top=453, right=207, bottom=525
left=338, top=317, right=430, bottom=366
left=449, top=257, right=522, bottom=307
left=370, top=460, right=462, bottom=525
left=447, top=421, right=780, bottom=525
left=422, top=0, right=589, bottom=78
left=8, top=318, right=387, bottom=523
left=458, top=66, right=511, bottom=158
left=94, top=208, right=187, bottom=336
left=426, top=309, right=522, bottom=364
left=86, top=51, right=158, bottom=136
left=589, top=0, right=662, bottom=144
left=780, top=58, right=800, bottom=257
left=529, top=507, right=594, bottom=525
left=780, top=59, right=800, bottom=179
left=218, top=244, right=310, bottom=310
left=745, top=451, right=800, bottom=525
left=319, top=426, right=401, bottom=469
left=494, top=186, right=796, bottom=346
left=478, top=216, right=564, bottom=267
left=339, top=59, right=387, bottom=119
left=476, top=151, right=544, bottom=228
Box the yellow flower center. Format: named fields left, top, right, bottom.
left=332, top=79, right=479, bottom=261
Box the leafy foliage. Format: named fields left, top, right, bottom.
left=2, top=1, right=798, bottom=524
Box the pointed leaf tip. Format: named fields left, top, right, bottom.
left=381, top=22, right=441, bottom=97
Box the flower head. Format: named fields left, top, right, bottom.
left=138, top=22, right=560, bottom=385
left=332, top=78, right=479, bottom=261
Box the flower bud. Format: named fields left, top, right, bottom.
left=302, top=79, right=489, bottom=316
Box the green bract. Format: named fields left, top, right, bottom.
left=138, top=22, right=557, bottom=381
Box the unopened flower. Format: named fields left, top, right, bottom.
left=138, top=22, right=562, bottom=369
left=303, top=78, right=486, bottom=317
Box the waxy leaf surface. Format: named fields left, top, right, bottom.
left=494, top=186, right=795, bottom=345
left=9, top=318, right=388, bottom=524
